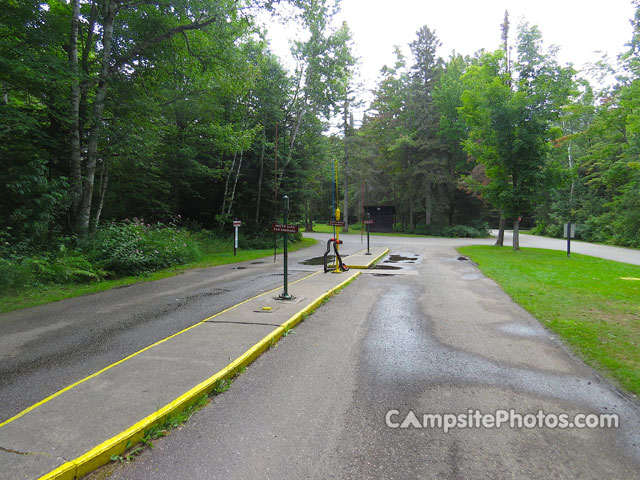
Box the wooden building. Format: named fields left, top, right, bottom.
left=364, top=205, right=396, bottom=233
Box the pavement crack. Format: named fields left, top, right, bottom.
left=0, top=446, right=53, bottom=457
left=204, top=320, right=282, bottom=327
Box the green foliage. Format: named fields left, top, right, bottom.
left=460, top=24, right=574, bottom=223
left=82, top=220, right=201, bottom=276
left=0, top=248, right=105, bottom=294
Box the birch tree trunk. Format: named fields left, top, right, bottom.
left=226, top=150, right=244, bottom=218
left=92, top=159, right=108, bottom=232
left=75, top=0, right=117, bottom=234
left=219, top=150, right=238, bottom=226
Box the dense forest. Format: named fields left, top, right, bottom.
left=1, top=0, right=639, bottom=291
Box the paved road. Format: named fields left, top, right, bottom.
left=99, top=235, right=640, bottom=480
left=3, top=228, right=635, bottom=424
left=0, top=240, right=365, bottom=422
left=494, top=230, right=640, bottom=265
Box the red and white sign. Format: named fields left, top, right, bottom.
left=233, top=220, right=242, bottom=227
left=272, top=223, right=299, bottom=234
left=363, top=220, right=374, bottom=225
left=328, top=220, right=345, bottom=226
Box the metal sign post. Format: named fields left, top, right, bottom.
left=564, top=222, right=575, bottom=258
left=364, top=213, right=373, bottom=255
left=233, top=219, right=241, bottom=256
left=275, top=196, right=294, bottom=300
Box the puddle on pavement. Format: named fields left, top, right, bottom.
left=498, top=323, right=547, bottom=338
left=461, top=273, right=480, bottom=280
left=385, top=255, right=418, bottom=263
left=458, top=256, right=468, bottom=261
left=374, top=264, right=402, bottom=270
left=251, top=261, right=265, bottom=264
left=301, top=256, right=330, bottom=265
left=233, top=266, right=247, bottom=270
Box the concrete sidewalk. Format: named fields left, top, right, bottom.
left=0, top=248, right=387, bottom=480
left=344, top=246, right=388, bottom=269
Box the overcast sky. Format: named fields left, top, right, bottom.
left=265, top=0, right=637, bottom=124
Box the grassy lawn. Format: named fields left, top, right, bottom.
left=458, top=245, right=640, bottom=396
left=0, top=237, right=317, bottom=314
left=310, top=223, right=433, bottom=238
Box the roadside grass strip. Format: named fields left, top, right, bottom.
left=0, top=238, right=317, bottom=314
left=311, top=224, right=432, bottom=238
left=458, top=246, right=640, bottom=396
left=30, top=270, right=360, bottom=480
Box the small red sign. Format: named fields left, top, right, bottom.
left=272, top=223, right=299, bottom=234
left=328, top=220, right=346, bottom=226
left=233, top=220, right=241, bottom=227
left=363, top=220, right=374, bottom=225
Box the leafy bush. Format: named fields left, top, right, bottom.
left=392, top=221, right=488, bottom=238
left=82, top=220, right=201, bottom=276
left=441, top=224, right=489, bottom=238
left=0, top=250, right=105, bottom=294
left=529, top=223, right=546, bottom=236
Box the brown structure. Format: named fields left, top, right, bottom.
left=364, top=205, right=396, bottom=233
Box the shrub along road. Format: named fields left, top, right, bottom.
left=98, top=234, right=639, bottom=479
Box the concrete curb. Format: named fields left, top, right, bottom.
left=346, top=247, right=389, bottom=269
left=38, top=271, right=361, bottom=480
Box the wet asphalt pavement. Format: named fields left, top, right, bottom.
left=0, top=244, right=339, bottom=422
left=97, top=235, right=640, bottom=480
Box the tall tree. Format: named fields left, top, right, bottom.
left=460, top=23, right=574, bottom=250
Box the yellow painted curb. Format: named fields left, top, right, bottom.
left=1, top=273, right=319, bottom=431
left=346, top=247, right=390, bottom=269
left=37, top=270, right=360, bottom=480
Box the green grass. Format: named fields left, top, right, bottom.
left=0, top=237, right=316, bottom=314
left=458, top=245, right=640, bottom=395
left=310, top=223, right=433, bottom=238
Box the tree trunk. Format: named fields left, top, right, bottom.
left=277, top=99, right=306, bottom=191
left=305, top=200, right=313, bottom=231
left=255, top=132, right=266, bottom=224
left=92, top=159, right=108, bottom=232
left=220, top=150, right=238, bottom=227
left=495, top=212, right=505, bottom=246
left=425, top=180, right=432, bottom=226
left=75, top=0, right=116, bottom=234
left=513, top=218, right=520, bottom=251
left=226, top=150, right=243, bottom=218
left=409, top=197, right=414, bottom=231
left=69, top=0, right=82, bottom=228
